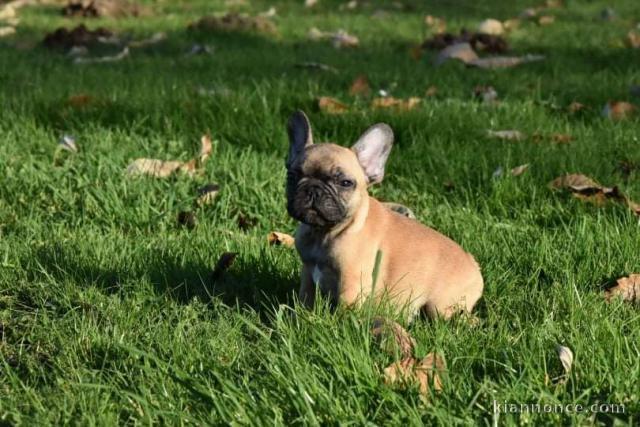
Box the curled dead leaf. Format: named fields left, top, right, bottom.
left=58, top=135, right=78, bottom=153
left=537, top=15, right=555, bottom=26
left=308, top=27, right=359, bottom=48
left=267, top=231, right=295, bottom=248
left=487, top=130, right=525, bottom=141
left=371, top=316, right=416, bottom=358
left=435, top=42, right=478, bottom=65
left=602, top=101, right=636, bottom=121
left=604, top=274, right=640, bottom=303
left=177, top=211, right=196, bottom=229
left=383, top=353, right=445, bottom=399
left=349, top=74, right=371, bottom=97
left=425, top=85, right=438, bottom=97
left=318, top=96, right=348, bottom=114
left=126, top=134, right=213, bottom=178
left=212, top=252, right=238, bottom=281
left=567, top=102, right=586, bottom=113
left=67, top=93, right=94, bottom=108
left=626, top=31, right=640, bottom=49
left=554, top=344, right=573, bottom=384
left=197, top=183, right=220, bottom=206
left=510, top=164, right=529, bottom=176
left=469, top=54, right=545, bottom=69
left=371, top=97, right=420, bottom=111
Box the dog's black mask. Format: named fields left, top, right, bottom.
left=286, top=170, right=349, bottom=227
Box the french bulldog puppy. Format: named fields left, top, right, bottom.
left=286, top=111, right=483, bottom=319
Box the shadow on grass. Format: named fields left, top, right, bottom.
left=29, top=242, right=297, bottom=310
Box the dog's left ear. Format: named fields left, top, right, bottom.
left=352, top=124, right=394, bottom=184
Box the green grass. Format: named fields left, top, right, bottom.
left=1, top=0, right=639, bottom=424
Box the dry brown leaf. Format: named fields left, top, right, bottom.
left=197, top=183, right=220, bottom=206
left=309, top=27, right=359, bottom=48
left=267, top=231, right=295, bottom=248
left=548, top=174, right=635, bottom=210
left=626, top=31, right=640, bottom=48
left=510, top=164, right=529, bottom=176
left=371, top=316, right=416, bottom=358
left=469, top=54, right=545, bottom=69
left=477, top=18, right=504, bottom=35
left=0, top=26, right=15, bottom=37
left=503, top=18, right=520, bottom=30
left=349, top=74, right=371, bottom=97
left=189, top=13, right=277, bottom=35
left=212, top=252, right=238, bottom=281
left=604, top=274, right=640, bottom=303
left=602, top=101, right=636, bottom=120
left=383, top=353, right=445, bottom=398
left=318, top=96, right=348, bottom=114
left=537, top=15, right=555, bottom=25
left=567, top=102, right=586, bottom=113
left=435, top=42, right=478, bottom=65
left=553, top=344, right=573, bottom=384
left=409, top=44, right=423, bottom=61
left=425, top=85, right=438, bottom=97
left=177, top=211, right=196, bottom=229
left=424, top=15, right=446, bottom=34
left=67, top=93, right=94, bottom=108
left=126, top=135, right=213, bottom=178
left=371, top=97, right=420, bottom=111
left=487, top=130, right=525, bottom=141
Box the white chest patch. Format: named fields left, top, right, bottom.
left=312, top=265, right=323, bottom=285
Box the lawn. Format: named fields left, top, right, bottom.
left=0, top=0, right=639, bottom=424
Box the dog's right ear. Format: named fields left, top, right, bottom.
left=287, top=110, right=313, bottom=168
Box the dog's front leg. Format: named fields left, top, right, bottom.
left=298, top=263, right=315, bottom=308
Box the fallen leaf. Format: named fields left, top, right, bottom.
left=0, top=26, right=15, bottom=37
left=349, top=74, right=371, bottom=97
left=473, top=85, right=498, bottom=104
left=537, top=15, right=555, bottom=26
left=371, top=316, right=416, bottom=358
left=294, top=62, right=338, bottom=74
left=197, top=183, right=220, bottom=206
left=189, top=13, right=277, bottom=35
left=469, top=54, right=545, bottom=69
left=555, top=344, right=573, bottom=377
left=58, top=135, right=78, bottom=152
left=567, top=102, right=586, bottom=113
left=435, top=42, right=478, bottom=65
left=43, top=24, right=115, bottom=50
left=237, top=213, right=257, bottom=231
left=382, top=202, right=416, bottom=219
left=604, top=274, right=640, bottom=303
left=128, top=32, right=166, bottom=48
left=177, top=211, right=196, bottom=229
left=503, top=19, right=520, bottom=30
left=267, top=231, right=295, bottom=247
left=423, top=31, right=508, bottom=54
left=424, top=15, right=446, bottom=34
left=62, top=0, right=150, bottom=18
left=551, top=133, right=573, bottom=144
left=510, top=164, right=529, bottom=176
left=304, top=0, right=318, bottom=7
left=548, top=174, right=640, bottom=213
left=477, top=18, right=503, bottom=35
left=67, top=93, right=94, bottom=108
left=383, top=353, right=445, bottom=398
left=318, top=96, right=348, bottom=114
left=602, top=101, right=636, bottom=120
left=371, top=97, right=420, bottom=111
left=626, top=31, right=640, bottom=48
left=126, top=134, right=212, bottom=178
left=212, top=252, right=238, bottom=281
left=425, top=85, right=438, bottom=97
left=409, top=44, right=423, bottom=61
left=74, top=46, right=129, bottom=64
left=308, top=27, right=359, bottom=48
left=487, top=130, right=525, bottom=141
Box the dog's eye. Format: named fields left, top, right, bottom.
left=339, top=179, right=354, bottom=188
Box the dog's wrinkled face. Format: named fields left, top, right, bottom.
left=286, top=111, right=393, bottom=228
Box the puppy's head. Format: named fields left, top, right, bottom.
left=285, top=110, right=393, bottom=228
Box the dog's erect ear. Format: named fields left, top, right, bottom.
left=351, top=123, right=394, bottom=184
left=287, top=110, right=313, bottom=168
